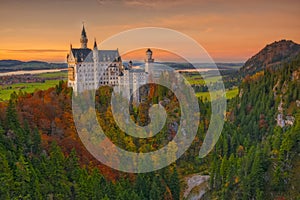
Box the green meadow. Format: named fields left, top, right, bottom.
left=182, top=73, right=239, bottom=101
left=36, top=71, right=68, bottom=79
left=183, top=74, right=221, bottom=85
left=0, top=71, right=68, bottom=101
left=0, top=70, right=239, bottom=101
left=0, top=80, right=61, bottom=101
left=196, top=87, right=239, bottom=101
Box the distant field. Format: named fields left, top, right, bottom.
left=37, top=71, right=67, bottom=79
left=184, top=74, right=221, bottom=85
left=225, top=87, right=239, bottom=99
left=196, top=87, right=239, bottom=101
left=183, top=72, right=239, bottom=100
left=0, top=80, right=62, bottom=101
left=182, top=70, right=239, bottom=101
left=0, top=71, right=67, bottom=101
left=0, top=70, right=239, bottom=101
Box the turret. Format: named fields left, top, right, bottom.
left=146, top=48, right=153, bottom=62
left=128, top=60, right=133, bottom=69
left=145, top=48, right=154, bottom=73
left=80, top=25, right=88, bottom=49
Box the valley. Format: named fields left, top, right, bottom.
left=0, top=40, right=299, bottom=200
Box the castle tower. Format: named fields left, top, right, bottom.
left=80, top=25, right=88, bottom=49
left=145, top=48, right=154, bottom=73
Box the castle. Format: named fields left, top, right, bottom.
left=67, top=25, right=154, bottom=102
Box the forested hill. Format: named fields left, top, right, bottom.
left=0, top=59, right=67, bottom=72
left=0, top=83, right=183, bottom=199
left=239, top=40, right=300, bottom=77
left=206, top=54, right=300, bottom=199
left=0, top=41, right=299, bottom=199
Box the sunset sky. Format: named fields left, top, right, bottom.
left=0, top=0, right=299, bottom=62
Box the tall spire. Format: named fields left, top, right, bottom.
left=80, top=23, right=88, bottom=49
left=93, top=38, right=98, bottom=62
left=93, top=38, right=98, bottom=50
left=81, top=24, right=87, bottom=37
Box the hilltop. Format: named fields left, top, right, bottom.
left=239, top=40, right=300, bottom=76
left=204, top=41, right=300, bottom=199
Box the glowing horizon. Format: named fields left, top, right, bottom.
left=0, top=0, right=299, bottom=63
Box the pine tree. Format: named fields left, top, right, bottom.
left=250, top=148, right=264, bottom=198
left=89, top=168, right=107, bottom=200
left=0, top=151, right=13, bottom=199
left=65, top=148, right=80, bottom=182
left=13, top=155, right=31, bottom=199
left=220, top=156, right=228, bottom=185
left=32, top=128, right=41, bottom=154
left=47, top=142, right=70, bottom=199
left=149, top=179, right=161, bottom=200
left=5, top=99, right=20, bottom=130
left=169, top=167, right=180, bottom=200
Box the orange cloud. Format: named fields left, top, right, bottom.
left=0, top=0, right=299, bottom=62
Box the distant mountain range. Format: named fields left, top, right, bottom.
left=239, top=39, right=300, bottom=76
left=5, top=39, right=299, bottom=75
left=0, top=60, right=67, bottom=72
left=0, top=59, right=242, bottom=73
